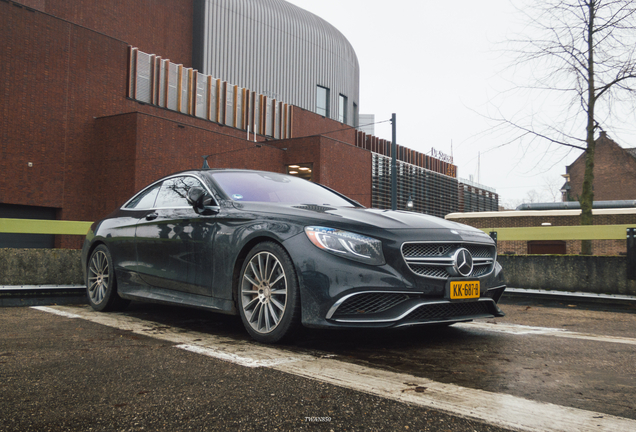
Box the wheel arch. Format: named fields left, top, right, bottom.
left=231, top=236, right=299, bottom=306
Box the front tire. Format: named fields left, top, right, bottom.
left=237, top=242, right=300, bottom=343
left=86, top=244, right=130, bottom=311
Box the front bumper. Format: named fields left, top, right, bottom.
left=325, top=286, right=505, bottom=328
left=282, top=233, right=506, bottom=329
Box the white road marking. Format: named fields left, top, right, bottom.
left=275, top=359, right=636, bottom=432
left=175, top=344, right=302, bottom=368
left=32, top=305, right=636, bottom=432
left=31, top=306, right=82, bottom=319
left=456, top=322, right=636, bottom=346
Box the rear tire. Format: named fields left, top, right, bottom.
left=237, top=242, right=301, bottom=343
left=86, top=244, right=130, bottom=311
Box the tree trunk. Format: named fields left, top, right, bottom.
left=580, top=0, right=596, bottom=255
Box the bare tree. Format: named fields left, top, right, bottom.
left=502, top=0, right=636, bottom=254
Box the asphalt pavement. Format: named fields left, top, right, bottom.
left=2, top=289, right=636, bottom=431
left=1, top=306, right=510, bottom=432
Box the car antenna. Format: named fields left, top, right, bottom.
left=202, top=155, right=211, bottom=169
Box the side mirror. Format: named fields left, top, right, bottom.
left=187, top=187, right=220, bottom=215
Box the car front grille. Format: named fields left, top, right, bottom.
left=332, top=292, right=411, bottom=316
left=401, top=242, right=496, bottom=280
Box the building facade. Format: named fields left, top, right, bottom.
left=193, top=0, right=360, bottom=126
left=564, top=132, right=636, bottom=202
left=458, top=178, right=499, bottom=213
left=2, top=0, right=482, bottom=250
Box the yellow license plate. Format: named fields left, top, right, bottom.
left=450, top=281, right=480, bottom=299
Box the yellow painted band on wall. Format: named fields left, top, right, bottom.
left=481, top=225, right=636, bottom=241
left=0, top=219, right=93, bottom=235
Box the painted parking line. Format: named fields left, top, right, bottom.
left=456, top=322, right=636, bottom=346
left=175, top=344, right=303, bottom=368
left=32, top=305, right=636, bottom=432
left=31, top=305, right=83, bottom=319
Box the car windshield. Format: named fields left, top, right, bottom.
left=209, top=171, right=355, bottom=206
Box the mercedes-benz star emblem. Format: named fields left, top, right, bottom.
left=452, top=248, right=474, bottom=277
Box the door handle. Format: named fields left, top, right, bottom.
left=145, top=213, right=158, bottom=221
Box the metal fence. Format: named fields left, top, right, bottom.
left=371, top=153, right=459, bottom=218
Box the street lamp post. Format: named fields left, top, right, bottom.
left=391, top=113, right=397, bottom=211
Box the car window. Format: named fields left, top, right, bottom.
left=125, top=182, right=162, bottom=209
left=210, top=172, right=354, bottom=206
left=154, top=176, right=204, bottom=208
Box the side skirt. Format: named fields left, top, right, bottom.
left=118, top=284, right=237, bottom=315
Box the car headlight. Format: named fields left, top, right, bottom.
left=304, top=226, right=385, bottom=265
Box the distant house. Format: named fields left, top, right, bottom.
left=563, top=132, right=636, bottom=202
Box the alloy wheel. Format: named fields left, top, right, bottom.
left=87, top=250, right=109, bottom=305
left=240, top=251, right=288, bottom=334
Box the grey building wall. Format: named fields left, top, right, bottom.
left=358, top=114, right=375, bottom=135
left=192, top=0, right=360, bottom=126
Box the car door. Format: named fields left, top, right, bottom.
left=113, top=181, right=163, bottom=283
left=134, top=175, right=216, bottom=296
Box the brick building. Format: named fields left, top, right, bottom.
left=1, top=0, right=474, bottom=249
left=564, top=132, right=636, bottom=202
left=446, top=208, right=636, bottom=256
left=446, top=131, right=636, bottom=256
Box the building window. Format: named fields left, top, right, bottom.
left=338, top=94, right=347, bottom=123
left=287, top=163, right=313, bottom=181
left=353, top=102, right=358, bottom=127
left=316, top=85, right=329, bottom=117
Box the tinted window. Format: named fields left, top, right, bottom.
left=316, top=85, right=329, bottom=117
left=125, top=183, right=162, bottom=209
left=338, top=94, right=347, bottom=123
left=210, top=172, right=354, bottom=206
left=154, top=176, right=204, bottom=208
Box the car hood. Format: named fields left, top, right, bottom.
left=230, top=202, right=493, bottom=243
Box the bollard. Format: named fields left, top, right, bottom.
left=628, top=228, right=636, bottom=280
left=489, top=231, right=497, bottom=247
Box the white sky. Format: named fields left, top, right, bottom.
left=285, top=0, right=636, bottom=208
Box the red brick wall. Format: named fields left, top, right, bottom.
left=1, top=2, right=139, bottom=213
left=1, top=2, right=375, bottom=249
left=12, top=0, right=194, bottom=67
left=291, top=107, right=357, bottom=144
left=567, top=133, right=636, bottom=201
left=319, top=139, right=372, bottom=207
left=132, top=114, right=285, bottom=191
left=92, top=114, right=139, bottom=218
left=270, top=136, right=373, bottom=207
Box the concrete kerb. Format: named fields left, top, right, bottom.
left=504, top=287, right=636, bottom=308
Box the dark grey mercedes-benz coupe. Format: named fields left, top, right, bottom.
left=81, top=169, right=506, bottom=343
